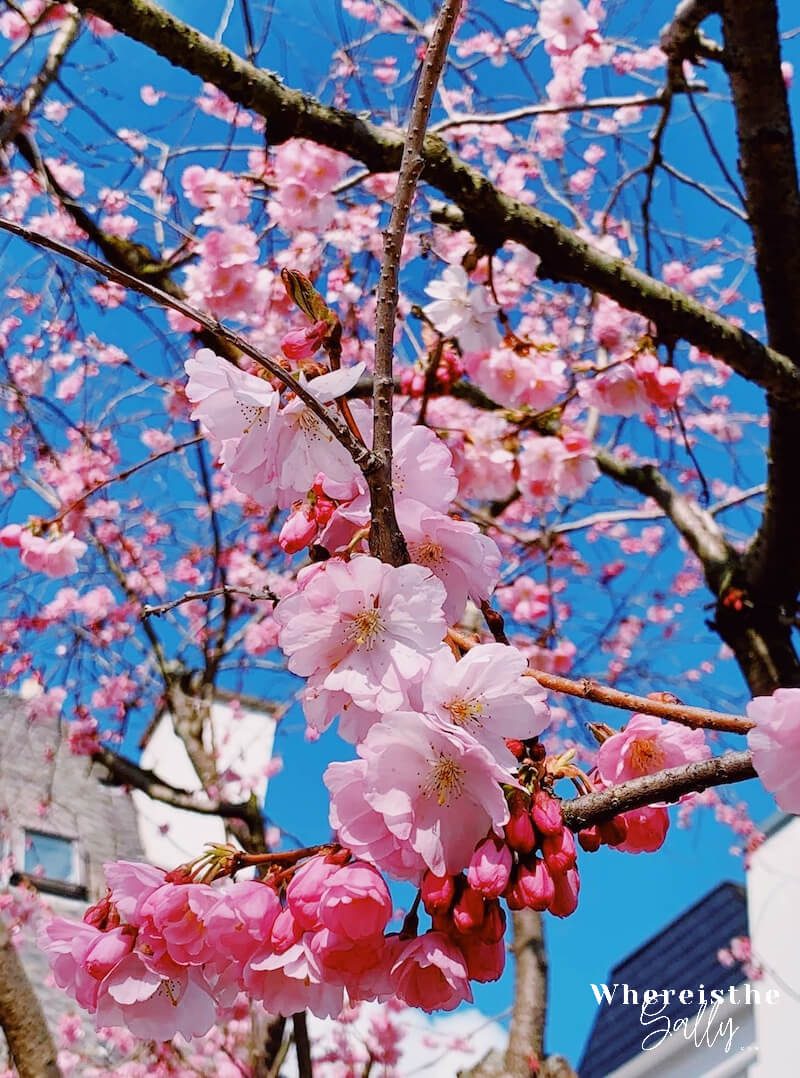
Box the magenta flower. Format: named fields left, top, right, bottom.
left=596, top=714, right=710, bottom=786
left=392, top=931, right=473, bottom=1013
left=748, top=688, right=800, bottom=813
left=275, top=555, right=448, bottom=713
left=319, top=861, right=393, bottom=941
left=467, top=837, right=512, bottom=899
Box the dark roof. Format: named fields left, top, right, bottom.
left=578, top=881, right=749, bottom=1077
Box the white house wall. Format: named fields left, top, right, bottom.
left=133, top=700, right=276, bottom=870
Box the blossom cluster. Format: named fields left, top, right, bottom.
left=42, top=851, right=494, bottom=1040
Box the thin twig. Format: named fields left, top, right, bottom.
left=369, top=0, right=463, bottom=565
left=142, top=584, right=278, bottom=618
left=0, top=217, right=375, bottom=476
left=43, top=436, right=202, bottom=526
left=0, top=12, right=80, bottom=146
left=525, top=668, right=753, bottom=734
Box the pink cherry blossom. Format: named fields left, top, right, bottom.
left=19, top=531, right=87, bottom=576
left=244, top=939, right=345, bottom=1018
left=596, top=714, right=710, bottom=786
left=103, top=861, right=167, bottom=924
left=577, top=362, right=650, bottom=416
left=391, top=931, right=473, bottom=1013
left=422, top=644, right=550, bottom=762
left=538, top=0, right=598, bottom=53
left=285, top=855, right=341, bottom=930
left=319, top=861, right=393, bottom=940
left=747, top=688, right=800, bottom=813
left=422, top=265, right=500, bottom=355
left=95, top=955, right=217, bottom=1041
left=138, top=882, right=223, bottom=966
left=403, top=503, right=501, bottom=621
left=268, top=364, right=364, bottom=506
left=39, top=919, right=134, bottom=1011
left=325, top=759, right=428, bottom=882
left=275, top=555, right=447, bottom=713
left=184, top=348, right=279, bottom=502
left=518, top=433, right=598, bottom=502
left=356, top=711, right=512, bottom=876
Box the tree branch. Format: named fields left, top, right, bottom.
left=369, top=0, right=462, bottom=565
left=93, top=745, right=262, bottom=821
left=596, top=451, right=736, bottom=593
left=524, top=669, right=752, bottom=735
left=721, top=0, right=800, bottom=693
left=70, top=0, right=800, bottom=404
left=0, top=12, right=80, bottom=147
left=561, top=751, right=756, bottom=831
left=0, top=216, right=375, bottom=477
left=0, top=922, right=61, bottom=1078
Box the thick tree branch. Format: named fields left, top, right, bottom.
left=93, top=745, right=263, bottom=822
left=369, top=0, right=462, bottom=565
left=721, top=0, right=800, bottom=694
left=507, top=910, right=547, bottom=1076
left=0, top=922, right=61, bottom=1078
left=561, top=751, right=756, bottom=830
left=71, top=0, right=800, bottom=404
left=597, top=451, right=737, bottom=593
left=660, top=1, right=724, bottom=81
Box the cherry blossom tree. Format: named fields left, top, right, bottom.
left=0, top=0, right=798, bottom=1075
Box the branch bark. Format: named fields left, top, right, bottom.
left=369, top=0, right=462, bottom=566
left=70, top=0, right=800, bottom=404
left=720, top=0, right=800, bottom=694
left=525, top=669, right=752, bottom=735
left=93, top=745, right=262, bottom=821
left=561, top=750, right=756, bottom=830
left=0, top=922, right=61, bottom=1078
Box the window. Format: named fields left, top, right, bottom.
left=11, top=829, right=87, bottom=899
left=23, top=830, right=78, bottom=883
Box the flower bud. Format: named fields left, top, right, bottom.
left=467, top=837, right=512, bottom=899
left=478, top=899, right=506, bottom=945
left=279, top=506, right=317, bottom=554
left=549, top=867, right=580, bottom=918
left=518, top=859, right=556, bottom=912
left=598, top=815, right=628, bottom=847
left=578, top=826, right=601, bottom=853
left=452, top=885, right=485, bottom=935
left=531, top=789, right=563, bottom=836
left=504, top=792, right=536, bottom=854
left=421, top=870, right=456, bottom=916
left=281, top=319, right=329, bottom=361
left=541, top=826, right=577, bottom=874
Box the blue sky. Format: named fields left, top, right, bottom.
left=2, top=0, right=798, bottom=1065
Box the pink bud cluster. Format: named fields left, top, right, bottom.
left=501, top=789, right=581, bottom=917
left=42, top=848, right=516, bottom=1040
left=399, top=347, right=464, bottom=397
left=278, top=473, right=336, bottom=553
